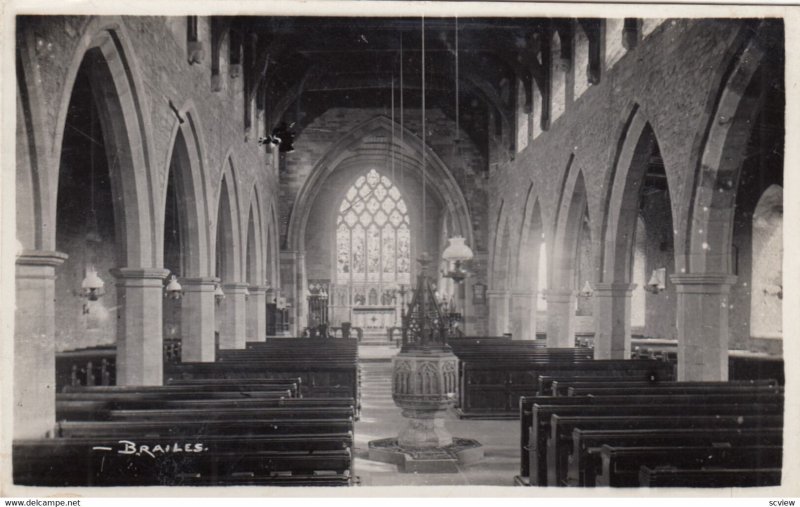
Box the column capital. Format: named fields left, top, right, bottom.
left=485, top=289, right=509, bottom=298
left=181, top=277, right=218, bottom=290
left=111, top=267, right=170, bottom=288
left=111, top=267, right=170, bottom=280
left=510, top=290, right=537, bottom=298
left=222, top=282, right=250, bottom=293
left=670, top=273, right=737, bottom=294
left=16, top=250, right=68, bottom=268
left=543, top=289, right=575, bottom=300
left=592, top=282, right=636, bottom=295
left=248, top=285, right=269, bottom=294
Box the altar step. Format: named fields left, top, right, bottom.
left=360, top=333, right=394, bottom=346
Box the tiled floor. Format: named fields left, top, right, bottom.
left=354, top=351, right=520, bottom=487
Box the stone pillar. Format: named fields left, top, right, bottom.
left=592, top=283, right=635, bottom=359
left=111, top=267, right=170, bottom=386
left=510, top=290, right=537, bottom=340
left=671, top=274, right=737, bottom=381
left=544, top=289, right=576, bottom=348
left=280, top=251, right=298, bottom=335
left=15, top=251, right=68, bottom=438
left=247, top=285, right=268, bottom=342
left=180, top=277, right=217, bottom=362
left=486, top=289, right=509, bottom=336
left=220, top=282, right=248, bottom=349
left=295, top=251, right=307, bottom=336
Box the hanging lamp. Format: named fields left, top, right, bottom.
left=164, top=274, right=183, bottom=300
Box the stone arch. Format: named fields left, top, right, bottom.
left=600, top=105, right=671, bottom=284
left=42, top=20, right=157, bottom=267
left=266, top=202, right=280, bottom=287
left=548, top=160, right=591, bottom=347
left=552, top=167, right=590, bottom=292
left=488, top=201, right=512, bottom=335
left=243, top=184, right=266, bottom=285
left=162, top=105, right=211, bottom=277
left=685, top=23, right=775, bottom=275
left=286, top=115, right=474, bottom=254
left=510, top=184, right=546, bottom=340
left=214, top=159, right=242, bottom=283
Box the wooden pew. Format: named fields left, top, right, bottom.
left=524, top=393, right=782, bottom=486
left=550, top=378, right=777, bottom=397
left=14, top=435, right=353, bottom=486
left=461, top=356, right=672, bottom=419
left=639, top=466, right=782, bottom=488
left=547, top=412, right=783, bottom=487
left=568, top=427, right=783, bottom=487
left=567, top=384, right=782, bottom=397
left=597, top=444, right=783, bottom=487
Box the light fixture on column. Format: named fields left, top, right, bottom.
left=442, top=235, right=474, bottom=283
left=244, top=286, right=251, bottom=300
left=214, top=281, right=226, bottom=304
left=80, top=265, right=105, bottom=301
left=579, top=280, right=594, bottom=298
left=644, top=267, right=667, bottom=294
left=164, top=274, right=184, bottom=300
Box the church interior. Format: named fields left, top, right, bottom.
left=8, top=11, right=789, bottom=490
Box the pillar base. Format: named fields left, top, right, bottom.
left=368, top=437, right=484, bottom=473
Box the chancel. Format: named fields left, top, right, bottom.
left=8, top=8, right=788, bottom=490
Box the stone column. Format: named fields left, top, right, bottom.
left=247, top=285, right=268, bottom=342
left=111, top=267, right=170, bottom=386
left=15, top=250, right=68, bottom=438
left=592, top=283, right=635, bottom=359
left=280, top=251, right=298, bottom=336
left=544, top=289, right=576, bottom=348
left=220, top=282, right=248, bottom=349
left=180, top=277, right=217, bottom=362
left=510, top=290, right=537, bottom=340
left=671, top=274, right=737, bottom=381
left=486, top=289, right=509, bottom=336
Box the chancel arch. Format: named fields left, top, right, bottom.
left=290, top=115, right=474, bottom=336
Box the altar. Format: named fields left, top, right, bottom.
left=351, top=306, right=399, bottom=332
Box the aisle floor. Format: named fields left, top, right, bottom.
left=353, top=357, right=520, bottom=487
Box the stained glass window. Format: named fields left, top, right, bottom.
left=337, top=169, right=410, bottom=286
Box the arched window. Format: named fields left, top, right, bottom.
left=336, top=169, right=411, bottom=289
left=750, top=185, right=783, bottom=339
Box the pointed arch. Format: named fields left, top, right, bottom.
left=685, top=22, right=778, bottom=274
left=29, top=19, right=158, bottom=266
left=600, top=105, right=674, bottom=284
left=243, top=183, right=266, bottom=285
left=552, top=164, right=590, bottom=291
left=162, top=105, right=211, bottom=277
left=286, top=115, right=474, bottom=253
left=515, top=185, right=545, bottom=291
left=214, top=158, right=241, bottom=282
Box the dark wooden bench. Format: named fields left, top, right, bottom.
left=550, top=378, right=776, bottom=397
left=14, top=436, right=353, bottom=486
left=523, top=393, right=783, bottom=486
left=567, top=384, right=782, bottom=397
left=597, top=444, right=783, bottom=487
left=568, top=427, right=783, bottom=487
left=547, top=412, right=783, bottom=487
left=639, top=466, right=782, bottom=488
left=460, top=357, right=672, bottom=418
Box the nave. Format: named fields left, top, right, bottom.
left=8, top=9, right=790, bottom=493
